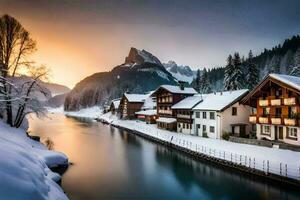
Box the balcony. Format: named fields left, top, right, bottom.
left=271, top=117, right=281, bottom=125
left=258, top=117, right=269, bottom=124
left=249, top=116, right=257, bottom=123
left=270, top=99, right=281, bottom=106
left=284, top=118, right=297, bottom=126
left=284, top=97, right=296, bottom=105
left=259, top=99, right=269, bottom=106
left=177, top=114, right=190, bottom=119
left=158, top=110, right=172, bottom=115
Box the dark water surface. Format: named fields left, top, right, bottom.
left=29, top=114, right=300, bottom=200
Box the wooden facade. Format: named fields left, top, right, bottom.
left=241, top=75, right=300, bottom=145
left=119, top=95, right=144, bottom=119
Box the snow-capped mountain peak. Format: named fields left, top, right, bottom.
left=163, top=60, right=196, bottom=83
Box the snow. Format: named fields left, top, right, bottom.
left=193, top=89, right=248, bottom=111
left=270, top=74, right=300, bottom=91
left=99, top=112, right=300, bottom=181
left=136, top=49, right=161, bottom=65
left=169, top=71, right=194, bottom=83
left=135, top=109, right=157, bottom=116
left=111, top=99, right=120, bottom=109
left=141, top=96, right=156, bottom=110
left=152, top=85, right=197, bottom=95
left=0, top=120, right=68, bottom=200
left=172, top=95, right=203, bottom=109
left=47, top=106, right=102, bottom=119
left=156, top=117, right=177, bottom=123
left=124, top=93, right=149, bottom=103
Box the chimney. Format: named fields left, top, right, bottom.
left=178, top=81, right=186, bottom=90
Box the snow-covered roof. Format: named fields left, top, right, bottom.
left=112, top=100, right=120, bottom=109
left=124, top=93, right=148, bottom=102
left=156, top=117, right=177, bottom=123
left=270, top=74, right=300, bottom=91
left=193, top=89, right=248, bottom=111
left=172, top=95, right=203, bottom=109
left=153, top=85, right=197, bottom=95
left=142, top=96, right=156, bottom=110
left=135, top=109, right=157, bottom=116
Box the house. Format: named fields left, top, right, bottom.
left=151, top=82, right=197, bottom=131
left=119, top=93, right=148, bottom=119
left=109, top=99, right=120, bottom=115
left=135, top=92, right=157, bottom=124
left=241, top=74, right=300, bottom=146
left=171, top=95, right=203, bottom=134
left=135, top=109, right=157, bottom=124
left=192, top=89, right=250, bottom=139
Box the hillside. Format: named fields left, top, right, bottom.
left=64, top=48, right=177, bottom=111
left=163, top=61, right=196, bottom=83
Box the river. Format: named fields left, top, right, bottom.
left=28, top=114, right=300, bottom=200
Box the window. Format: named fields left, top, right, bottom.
left=187, top=124, right=190, bottom=129
left=263, top=107, right=270, bottom=117
left=203, top=125, right=206, bottom=132
left=232, top=107, right=237, bottom=116
left=262, top=125, right=270, bottom=135
left=183, top=123, right=186, bottom=129
left=287, top=127, right=297, bottom=138
left=275, top=108, right=282, bottom=117
left=203, top=112, right=207, bottom=119
left=210, top=126, right=215, bottom=133
left=196, top=124, right=200, bottom=129
left=178, top=123, right=181, bottom=128
left=196, top=112, right=200, bottom=118
left=251, top=108, right=257, bottom=115
left=210, top=112, right=215, bottom=120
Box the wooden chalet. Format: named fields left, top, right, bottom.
left=119, top=93, right=148, bottom=119
left=241, top=74, right=300, bottom=146
left=151, top=82, right=197, bottom=131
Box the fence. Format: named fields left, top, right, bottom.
left=116, top=120, right=300, bottom=182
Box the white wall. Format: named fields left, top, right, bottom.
left=177, top=122, right=192, bottom=134
left=192, top=102, right=252, bottom=139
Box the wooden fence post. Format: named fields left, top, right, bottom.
left=280, top=163, right=282, bottom=176
left=285, top=164, right=288, bottom=177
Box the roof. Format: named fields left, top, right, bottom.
left=111, top=99, right=120, bottom=109
left=193, top=89, right=248, bottom=111
left=241, top=74, right=300, bottom=104
left=152, top=85, right=197, bottom=96
left=142, top=96, right=156, bottom=110
left=156, top=117, right=177, bottom=123
left=135, top=109, right=157, bottom=116
left=269, top=74, right=300, bottom=91
left=171, top=95, right=203, bottom=109
left=124, top=93, right=148, bottom=103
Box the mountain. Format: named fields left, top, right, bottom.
left=41, top=82, right=71, bottom=96
left=64, top=47, right=177, bottom=111
left=47, top=93, right=69, bottom=107
left=163, top=61, right=196, bottom=83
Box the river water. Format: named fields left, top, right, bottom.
left=28, top=114, right=300, bottom=200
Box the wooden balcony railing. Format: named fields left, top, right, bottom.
left=177, top=114, right=190, bottom=119
left=258, top=116, right=269, bottom=124
left=270, top=99, right=281, bottom=106
left=284, top=118, right=297, bottom=126
left=258, top=99, right=269, bottom=106
left=284, top=97, right=296, bottom=105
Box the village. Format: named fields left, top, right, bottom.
left=99, top=73, right=300, bottom=184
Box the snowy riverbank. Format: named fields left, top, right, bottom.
left=47, top=106, right=102, bottom=119
left=0, top=120, right=69, bottom=200
left=99, top=112, right=300, bottom=182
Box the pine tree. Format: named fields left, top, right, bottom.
left=290, top=47, right=300, bottom=76
left=246, top=50, right=260, bottom=90
left=195, top=69, right=201, bottom=92
left=224, top=54, right=235, bottom=91
left=232, top=52, right=244, bottom=90
left=199, top=68, right=211, bottom=94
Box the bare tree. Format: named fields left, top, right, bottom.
left=0, top=14, right=49, bottom=128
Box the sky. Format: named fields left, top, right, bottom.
left=0, top=0, right=300, bottom=88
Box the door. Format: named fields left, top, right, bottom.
left=240, top=125, right=246, bottom=138
left=279, top=127, right=283, bottom=139
left=275, top=126, right=278, bottom=140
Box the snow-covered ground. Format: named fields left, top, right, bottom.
left=100, top=112, right=300, bottom=181
left=47, top=106, right=102, bottom=119
left=0, top=120, right=68, bottom=200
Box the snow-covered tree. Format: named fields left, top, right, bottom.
left=194, top=69, right=201, bottom=93
left=246, top=50, right=259, bottom=90
left=232, top=52, right=244, bottom=89
left=199, top=68, right=211, bottom=94
left=268, top=55, right=280, bottom=74
left=290, top=47, right=300, bottom=76
left=224, top=55, right=235, bottom=91
left=0, top=14, right=49, bottom=128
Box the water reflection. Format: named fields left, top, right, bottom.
left=29, top=114, right=300, bottom=200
